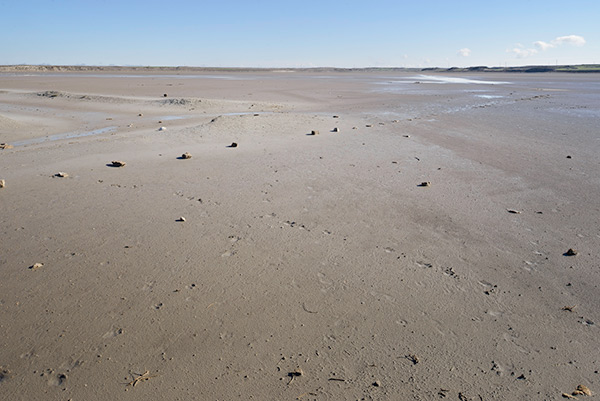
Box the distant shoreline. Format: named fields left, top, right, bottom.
left=1, top=64, right=599, bottom=73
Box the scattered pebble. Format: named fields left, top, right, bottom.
left=158, top=126, right=167, bottom=131
left=574, top=384, right=593, bottom=396
left=418, top=182, right=431, bottom=187
left=110, top=161, right=126, bottom=167
left=566, top=155, right=572, bottom=159
left=138, top=113, right=143, bottom=117
left=0, top=179, right=5, bottom=188
left=181, top=152, right=192, bottom=159
left=163, top=93, right=168, bottom=97
left=333, top=115, right=339, bottom=118
left=29, top=263, right=44, bottom=270
left=366, top=124, right=373, bottom=128
left=332, top=127, right=339, bottom=132
left=177, top=217, right=186, bottom=222
left=55, top=172, right=69, bottom=178
left=406, top=354, right=420, bottom=365
left=309, top=130, right=319, bottom=135
left=0, top=143, right=14, bottom=150
left=228, top=142, right=238, bottom=148
left=373, top=380, right=382, bottom=387
left=507, top=209, right=521, bottom=214
left=403, top=135, right=410, bottom=138
left=565, top=248, right=578, bottom=256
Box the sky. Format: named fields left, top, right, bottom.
left=1, top=0, right=599, bottom=68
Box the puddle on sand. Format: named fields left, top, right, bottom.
left=476, top=94, right=504, bottom=99
left=12, top=126, right=117, bottom=146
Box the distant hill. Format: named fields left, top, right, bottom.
left=1, top=64, right=599, bottom=73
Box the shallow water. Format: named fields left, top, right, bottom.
left=12, top=126, right=117, bottom=146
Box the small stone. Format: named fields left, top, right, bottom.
left=0, top=143, right=14, bottom=150
left=566, top=155, right=572, bottom=159
left=138, top=113, right=143, bottom=117
left=565, top=248, right=578, bottom=256
left=574, top=384, right=592, bottom=396
left=373, top=380, right=382, bottom=387
left=158, top=126, right=167, bottom=131
left=418, top=182, right=431, bottom=187
left=229, top=142, right=238, bottom=148
left=110, top=161, right=126, bottom=167
left=309, top=130, right=319, bottom=135
left=332, top=127, right=339, bottom=133
left=0, top=179, right=5, bottom=188
left=55, top=172, right=69, bottom=178
left=163, top=93, right=168, bottom=97
left=333, top=115, right=339, bottom=118
left=177, top=217, right=186, bottom=222
left=289, top=368, right=303, bottom=377
left=181, top=152, right=192, bottom=159
left=366, top=124, right=373, bottom=127
left=30, top=263, right=44, bottom=270
left=507, top=209, right=521, bottom=214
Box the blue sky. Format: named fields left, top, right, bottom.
left=1, top=0, right=598, bottom=68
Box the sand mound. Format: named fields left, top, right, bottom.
left=0, top=114, right=21, bottom=130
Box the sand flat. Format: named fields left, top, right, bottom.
left=1, top=70, right=599, bottom=400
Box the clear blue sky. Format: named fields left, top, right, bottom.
left=1, top=0, right=598, bottom=68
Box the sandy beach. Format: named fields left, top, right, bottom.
left=1, top=69, right=599, bottom=400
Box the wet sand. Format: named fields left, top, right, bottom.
left=1, top=70, right=599, bottom=400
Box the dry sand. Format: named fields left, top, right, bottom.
left=1, top=69, right=599, bottom=400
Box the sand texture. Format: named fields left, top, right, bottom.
left=1, top=70, right=599, bottom=400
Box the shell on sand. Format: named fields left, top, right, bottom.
left=181, top=152, right=192, bottom=159
left=55, top=172, right=69, bottom=178
left=30, top=263, right=44, bottom=270
left=0, top=179, right=5, bottom=188
left=111, top=161, right=126, bottom=167
left=158, top=126, right=167, bottom=131
left=0, top=143, right=14, bottom=149
left=574, top=384, right=592, bottom=396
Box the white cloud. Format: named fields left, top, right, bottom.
left=457, top=48, right=471, bottom=57
left=534, top=41, right=553, bottom=51
left=508, top=44, right=538, bottom=58
left=510, top=35, right=585, bottom=58
left=553, top=35, right=586, bottom=47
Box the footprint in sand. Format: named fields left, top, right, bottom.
left=102, top=327, right=124, bottom=339
left=41, top=369, right=67, bottom=386
left=416, top=261, right=433, bottom=268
